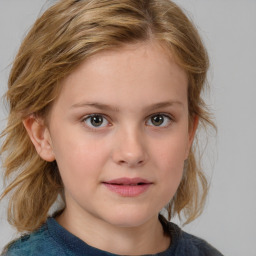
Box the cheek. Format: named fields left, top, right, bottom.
left=150, top=133, right=189, bottom=191
left=52, top=134, right=111, bottom=185
left=152, top=133, right=189, bottom=168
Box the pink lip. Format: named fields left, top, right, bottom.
left=102, top=177, right=153, bottom=197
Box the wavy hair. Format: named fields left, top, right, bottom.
left=1, top=0, right=215, bottom=232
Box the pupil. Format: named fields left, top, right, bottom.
left=152, top=115, right=164, bottom=126
left=91, top=116, right=103, bottom=127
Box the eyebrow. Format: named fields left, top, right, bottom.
left=70, top=101, right=184, bottom=112
left=71, top=102, right=119, bottom=112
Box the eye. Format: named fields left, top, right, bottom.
left=83, top=114, right=109, bottom=128
left=146, top=114, right=172, bottom=127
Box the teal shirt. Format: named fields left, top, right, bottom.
left=3, top=217, right=223, bottom=256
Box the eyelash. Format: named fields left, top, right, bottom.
left=82, top=114, right=111, bottom=130
left=145, top=113, right=173, bottom=127
left=81, top=113, right=173, bottom=131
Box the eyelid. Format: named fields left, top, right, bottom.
left=81, top=113, right=112, bottom=130
left=145, top=113, right=174, bottom=127
left=80, top=112, right=174, bottom=131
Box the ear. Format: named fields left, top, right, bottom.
left=185, top=115, right=199, bottom=158
left=23, top=115, right=55, bottom=162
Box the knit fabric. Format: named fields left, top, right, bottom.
left=3, top=217, right=223, bottom=256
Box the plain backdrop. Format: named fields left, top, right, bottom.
left=0, top=1, right=255, bottom=255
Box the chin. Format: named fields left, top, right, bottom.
left=103, top=208, right=156, bottom=228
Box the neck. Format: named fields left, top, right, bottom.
left=56, top=209, right=170, bottom=255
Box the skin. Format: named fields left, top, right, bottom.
left=24, top=41, right=197, bottom=255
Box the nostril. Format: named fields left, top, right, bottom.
left=117, top=159, right=145, bottom=167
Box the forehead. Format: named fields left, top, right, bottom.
left=63, top=41, right=186, bottom=85
left=53, top=41, right=188, bottom=111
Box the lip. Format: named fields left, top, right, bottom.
left=102, top=177, right=153, bottom=197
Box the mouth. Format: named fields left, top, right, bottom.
left=102, top=177, right=153, bottom=197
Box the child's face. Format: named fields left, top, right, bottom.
left=27, top=42, right=196, bottom=227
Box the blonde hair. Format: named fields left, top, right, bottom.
left=1, top=0, right=215, bottom=232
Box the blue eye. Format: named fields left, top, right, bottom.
left=84, top=114, right=109, bottom=128
left=146, top=114, right=171, bottom=127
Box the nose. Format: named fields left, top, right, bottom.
left=112, top=127, right=148, bottom=168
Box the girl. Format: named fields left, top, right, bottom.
left=1, top=0, right=223, bottom=255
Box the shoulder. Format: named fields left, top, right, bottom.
left=168, top=222, right=224, bottom=256
left=177, top=230, right=224, bottom=256
left=2, top=223, right=65, bottom=256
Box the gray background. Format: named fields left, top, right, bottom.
left=0, top=1, right=256, bottom=255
